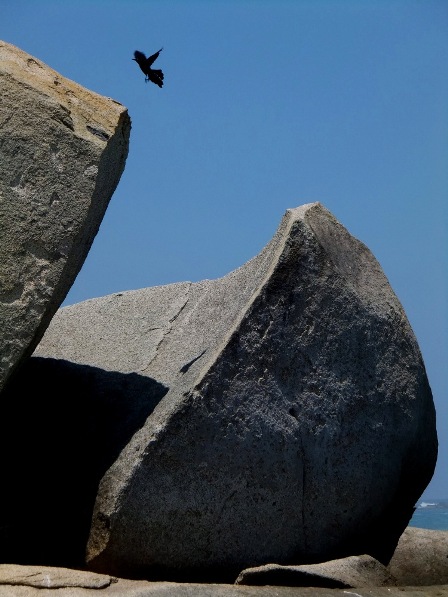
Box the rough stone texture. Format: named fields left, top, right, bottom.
left=235, top=555, right=397, bottom=588
left=388, top=527, right=448, bottom=586
left=0, top=40, right=130, bottom=393
left=0, top=566, right=447, bottom=597
left=29, top=202, right=437, bottom=580
left=0, top=564, right=114, bottom=588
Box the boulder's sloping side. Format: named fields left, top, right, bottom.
left=0, top=40, right=130, bottom=392
left=235, top=555, right=397, bottom=588
left=388, top=527, right=448, bottom=586
left=33, top=203, right=437, bottom=581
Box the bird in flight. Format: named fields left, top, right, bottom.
left=133, top=48, right=164, bottom=88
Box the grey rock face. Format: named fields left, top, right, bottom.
left=0, top=40, right=130, bottom=393
left=235, top=554, right=397, bottom=588
left=32, top=203, right=437, bottom=580
left=388, top=527, right=448, bottom=586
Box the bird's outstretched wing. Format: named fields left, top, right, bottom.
left=146, top=47, right=163, bottom=66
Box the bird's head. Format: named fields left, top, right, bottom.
left=133, top=50, right=146, bottom=62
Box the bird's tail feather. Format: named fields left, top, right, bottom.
left=152, top=69, right=164, bottom=87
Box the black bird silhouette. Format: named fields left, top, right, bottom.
left=133, top=48, right=164, bottom=88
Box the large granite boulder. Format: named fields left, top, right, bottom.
left=26, top=202, right=437, bottom=581
left=0, top=40, right=130, bottom=393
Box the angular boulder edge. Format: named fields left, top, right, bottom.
left=33, top=203, right=437, bottom=582
left=86, top=203, right=437, bottom=579
left=0, top=40, right=131, bottom=392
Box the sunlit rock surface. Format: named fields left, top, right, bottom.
left=0, top=40, right=130, bottom=393
left=29, top=202, right=437, bottom=580
left=235, top=554, right=396, bottom=588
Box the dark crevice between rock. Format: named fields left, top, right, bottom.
left=86, top=125, right=110, bottom=141
left=0, top=356, right=168, bottom=569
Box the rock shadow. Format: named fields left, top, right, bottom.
left=0, top=356, right=167, bottom=568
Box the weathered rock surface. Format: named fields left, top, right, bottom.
left=0, top=564, right=114, bottom=588
left=0, top=564, right=447, bottom=597
left=235, top=555, right=396, bottom=588
left=0, top=40, right=130, bottom=393
left=235, top=527, right=448, bottom=588
left=27, top=202, right=436, bottom=580
left=388, top=527, right=448, bottom=586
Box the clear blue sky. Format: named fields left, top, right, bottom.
left=3, top=0, right=447, bottom=498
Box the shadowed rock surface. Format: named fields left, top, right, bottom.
left=0, top=357, right=167, bottom=568
left=31, top=203, right=437, bottom=580
left=0, top=40, right=130, bottom=393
